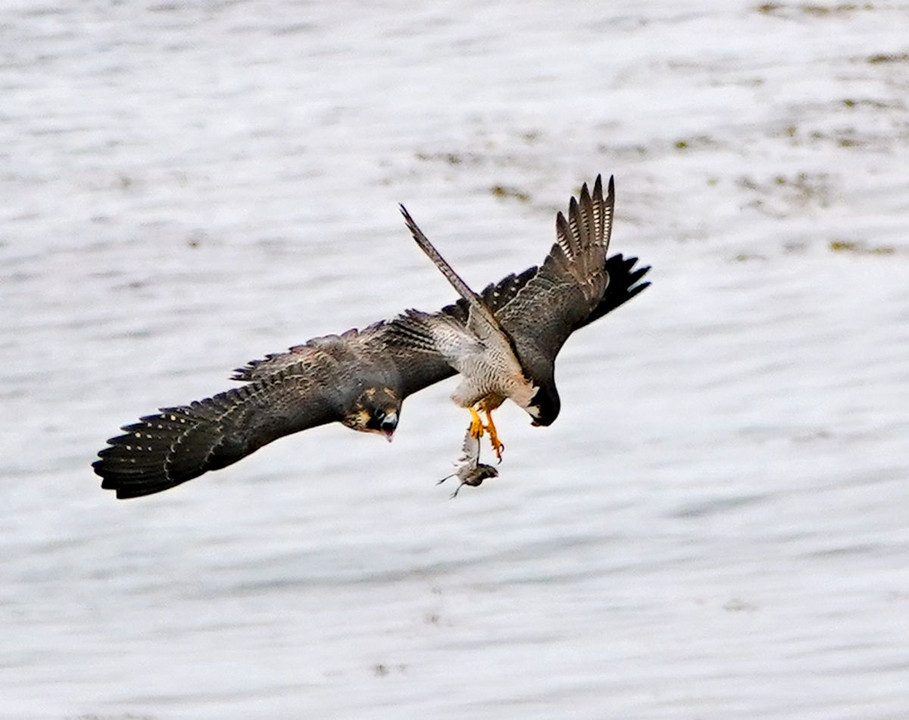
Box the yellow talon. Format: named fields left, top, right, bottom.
left=468, top=407, right=485, bottom=439
left=484, top=410, right=505, bottom=461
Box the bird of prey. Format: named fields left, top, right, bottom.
left=94, top=178, right=649, bottom=499
left=437, top=428, right=499, bottom=499
left=396, top=175, right=617, bottom=459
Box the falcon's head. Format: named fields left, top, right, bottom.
left=344, top=386, right=401, bottom=441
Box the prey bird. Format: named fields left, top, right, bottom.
left=437, top=428, right=499, bottom=499
left=93, top=177, right=649, bottom=499
left=396, top=175, right=619, bottom=460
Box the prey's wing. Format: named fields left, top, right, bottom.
left=457, top=425, right=481, bottom=468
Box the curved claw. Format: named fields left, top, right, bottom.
left=489, top=436, right=504, bottom=463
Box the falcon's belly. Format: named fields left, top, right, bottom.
left=449, top=350, right=536, bottom=411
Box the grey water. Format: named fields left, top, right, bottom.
left=2, top=2, right=908, bottom=718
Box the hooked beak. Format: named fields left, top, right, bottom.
left=381, top=411, right=398, bottom=442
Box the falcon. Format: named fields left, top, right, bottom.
left=396, top=175, right=620, bottom=458
left=93, top=178, right=649, bottom=499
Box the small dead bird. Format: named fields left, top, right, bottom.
left=438, top=429, right=499, bottom=498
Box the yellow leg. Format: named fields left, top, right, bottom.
left=468, top=407, right=485, bottom=438
left=484, top=410, right=505, bottom=461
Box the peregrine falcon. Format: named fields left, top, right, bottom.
left=93, top=178, right=648, bottom=499
left=396, top=175, right=624, bottom=458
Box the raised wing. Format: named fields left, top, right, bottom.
left=423, top=177, right=629, bottom=376
left=492, top=176, right=616, bottom=375
left=442, top=252, right=649, bottom=333
left=399, top=204, right=513, bottom=348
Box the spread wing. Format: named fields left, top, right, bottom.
left=493, top=175, right=615, bottom=372
left=385, top=250, right=650, bottom=385
left=95, top=344, right=353, bottom=498
left=442, top=253, right=649, bottom=334
left=93, top=322, right=454, bottom=498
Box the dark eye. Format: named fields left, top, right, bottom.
left=375, top=409, right=385, bottom=421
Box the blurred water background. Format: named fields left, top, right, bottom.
left=1, top=2, right=908, bottom=718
